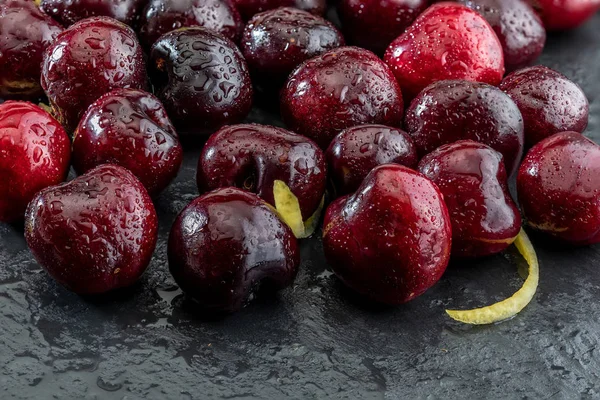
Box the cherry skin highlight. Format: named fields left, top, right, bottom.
left=459, top=0, right=546, bottom=72
left=338, top=0, right=428, bottom=55
left=0, top=101, right=71, bottom=223
left=197, top=123, right=326, bottom=221
left=39, top=0, right=147, bottom=27
left=0, top=0, right=63, bottom=100
left=25, top=164, right=158, bottom=295
left=73, top=88, right=184, bottom=196
left=326, top=124, right=418, bottom=196
left=517, top=132, right=600, bottom=245
left=404, top=80, right=525, bottom=177
left=241, top=7, right=344, bottom=91
left=322, top=164, right=452, bottom=305
left=419, top=140, right=522, bottom=258
left=150, top=27, right=253, bottom=137
left=41, top=17, right=148, bottom=133
left=138, top=0, right=244, bottom=50
left=168, top=188, right=300, bottom=314
left=232, top=0, right=326, bottom=21
left=281, top=46, right=404, bottom=149
left=384, top=2, right=504, bottom=100
left=500, top=66, right=589, bottom=147
left=527, top=0, right=600, bottom=31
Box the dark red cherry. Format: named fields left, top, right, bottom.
left=527, top=0, right=600, bottom=31
left=41, top=17, right=147, bottom=133
left=138, top=0, right=244, bottom=50
left=150, top=27, right=253, bottom=137
left=404, top=80, right=525, bottom=176
left=241, top=7, right=344, bottom=91
left=517, top=131, right=600, bottom=245
left=25, top=164, right=158, bottom=295
left=419, top=140, right=522, bottom=258
left=500, top=66, right=589, bottom=147
left=232, top=0, right=326, bottom=20
left=168, top=188, right=300, bottom=314
left=72, top=88, right=183, bottom=195
left=326, top=124, right=418, bottom=195
left=323, top=164, right=452, bottom=305
left=0, top=0, right=63, bottom=100
left=39, top=0, right=147, bottom=27
left=0, top=101, right=71, bottom=223
left=281, top=46, right=404, bottom=149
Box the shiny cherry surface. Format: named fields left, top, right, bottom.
left=517, top=131, right=600, bottom=245
left=168, top=188, right=300, bottom=314
left=528, top=0, right=600, bottom=30
left=39, top=0, right=147, bottom=26
left=197, top=124, right=326, bottom=219
left=41, top=17, right=147, bottom=133
left=384, top=2, right=504, bottom=100
left=419, top=140, right=522, bottom=258
left=404, top=80, right=525, bottom=176
left=73, top=88, right=183, bottom=195
left=323, top=164, right=452, bottom=305
left=25, top=164, right=158, bottom=295
left=281, top=46, right=404, bottom=149
left=0, top=101, right=71, bottom=223
left=326, top=124, right=418, bottom=196
left=232, top=0, right=326, bottom=20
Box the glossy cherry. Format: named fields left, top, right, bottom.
left=197, top=123, right=326, bottom=222
left=404, top=80, right=525, bottom=176
left=168, top=188, right=300, bottom=314
left=281, top=46, right=404, bottom=149
left=232, top=0, right=326, bottom=20
left=138, top=0, right=244, bottom=50
left=241, top=7, right=344, bottom=91
left=338, top=0, right=428, bottom=55
left=25, top=164, right=158, bottom=295
left=459, top=0, right=546, bottom=72
left=384, top=2, right=504, bottom=100
left=0, top=0, right=63, bottom=100
left=419, top=141, right=522, bottom=258
left=72, top=88, right=183, bottom=195
left=39, top=0, right=147, bottom=27
left=517, top=132, right=600, bottom=245
left=150, top=27, right=253, bottom=137
left=527, top=0, right=600, bottom=31
left=326, top=124, right=418, bottom=196
left=41, top=17, right=147, bottom=133
left=0, top=101, right=71, bottom=223
left=322, top=164, right=452, bottom=305
left=500, top=66, right=589, bottom=147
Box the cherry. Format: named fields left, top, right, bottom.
left=232, top=0, right=326, bottom=20
left=168, top=188, right=300, bottom=314
left=39, top=0, right=147, bottom=27
left=322, top=164, right=452, bottom=305
left=527, top=0, right=600, bottom=31
left=459, top=0, right=546, bottom=72
left=241, top=7, right=344, bottom=91
left=384, top=2, right=504, bottom=100
left=72, top=88, right=184, bottom=196
left=150, top=27, right=253, bottom=137
left=0, top=101, right=70, bottom=223
left=419, top=140, right=522, bottom=258
left=0, top=0, right=63, bottom=101
left=517, top=131, right=600, bottom=245
left=338, top=0, right=428, bottom=55
left=500, top=66, right=589, bottom=147
left=138, top=0, right=244, bottom=50
left=404, top=80, right=525, bottom=177
left=197, top=123, right=326, bottom=238
left=41, top=17, right=147, bottom=133
left=326, top=124, right=418, bottom=196
left=25, top=164, right=158, bottom=295
left=281, top=46, right=404, bottom=149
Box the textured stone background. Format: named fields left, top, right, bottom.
left=1, top=15, right=600, bottom=400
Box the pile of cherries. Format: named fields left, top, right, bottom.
left=0, top=0, right=598, bottom=315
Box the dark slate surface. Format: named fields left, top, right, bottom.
left=2, top=15, right=600, bottom=400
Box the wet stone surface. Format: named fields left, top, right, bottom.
left=2, top=16, right=600, bottom=400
